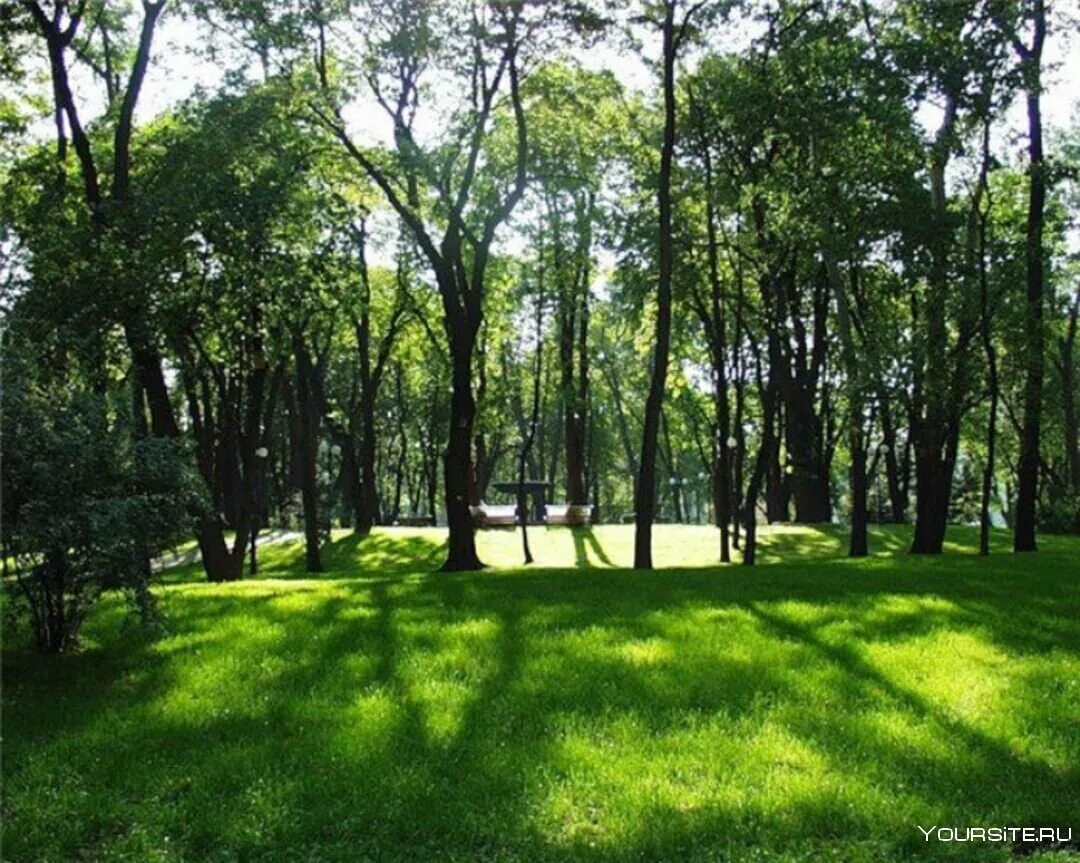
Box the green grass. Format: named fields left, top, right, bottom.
left=3, top=525, right=1079, bottom=862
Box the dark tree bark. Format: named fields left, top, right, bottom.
left=731, top=268, right=748, bottom=551
left=746, top=224, right=828, bottom=527
left=660, top=409, right=683, bottom=522
left=765, top=402, right=787, bottom=523
left=635, top=0, right=694, bottom=568
left=1059, top=286, right=1080, bottom=519
left=177, top=323, right=274, bottom=582
left=970, top=118, right=998, bottom=557
left=1013, top=0, right=1046, bottom=552
left=600, top=347, right=639, bottom=504
left=519, top=261, right=546, bottom=565
left=22, top=2, right=265, bottom=587
left=849, top=432, right=869, bottom=556
left=342, top=220, right=410, bottom=535
left=743, top=349, right=779, bottom=567
left=911, top=93, right=960, bottom=555
left=554, top=191, right=593, bottom=507
left=826, top=253, right=868, bottom=557
left=877, top=389, right=907, bottom=522
left=471, top=322, right=491, bottom=508
left=425, top=388, right=441, bottom=521
left=776, top=264, right=832, bottom=524
left=390, top=365, right=407, bottom=522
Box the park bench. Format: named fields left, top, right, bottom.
left=545, top=504, right=592, bottom=526
left=470, top=503, right=519, bottom=527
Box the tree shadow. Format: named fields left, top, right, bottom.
left=5, top=538, right=1080, bottom=861
left=582, top=527, right=616, bottom=567
left=569, top=527, right=616, bottom=569
left=317, top=530, right=447, bottom=577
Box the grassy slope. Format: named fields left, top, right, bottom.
left=2, top=525, right=1079, bottom=862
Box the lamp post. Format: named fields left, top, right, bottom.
left=250, top=446, right=270, bottom=575
left=697, top=471, right=707, bottom=522
left=876, top=443, right=889, bottom=523
left=668, top=475, right=684, bottom=523
left=327, top=443, right=342, bottom=536
left=725, top=435, right=739, bottom=531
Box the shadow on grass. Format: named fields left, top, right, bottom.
left=4, top=531, right=1079, bottom=862
left=571, top=527, right=617, bottom=569
left=308, top=530, right=446, bottom=578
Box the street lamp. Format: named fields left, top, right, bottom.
left=251, top=446, right=270, bottom=575
left=726, top=436, right=738, bottom=450
left=876, top=443, right=889, bottom=522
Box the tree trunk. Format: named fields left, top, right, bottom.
left=743, top=366, right=778, bottom=567
left=911, top=95, right=959, bottom=555
left=784, top=390, right=831, bottom=523
left=878, top=391, right=907, bottom=522
left=563, top=317, right=588, bottom=505
left=850, top=432, right=869, bottom=557
left=697, top=126, right=732, bottom=560
left=1060, top=287, right=1080, bottom=516
left=357, top=394, right=378, bottom=534
left=731, top=306, right=747, bottom=551
left=634, top=1, right=678, bottom=569
left=444, top=329, right=483, bottom=571
left=519, top=269, right=545, bottom=564
left=972, top=119, right=998, bottom=557
left=766, top=403, right=787, bottom=523
left=1014, top=3, right=1046, bottom=552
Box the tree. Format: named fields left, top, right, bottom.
left=525, top=64, right=623, bottom=509
left=142, top=84, right=320, bottom=579
left=634, top=0, right=711, bottom=569
left=1008, top=0, right=1047, bottom=552
left=19, top=0, right=178, bottom=439
left=311, top=0, right=535, bottom=571
left=874, top=0, right=1011, bottom=554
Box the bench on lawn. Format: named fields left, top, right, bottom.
left=545, top=504, right=592, bottom=526
left=470, top=503, right=519, bottom=527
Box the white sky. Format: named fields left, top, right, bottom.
left=11, top=3, right=1072, bottom=178
left=12, top=0, right=1079, bottom=267
left=132, top=6, right=1079, bottom=142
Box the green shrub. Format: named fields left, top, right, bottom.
left=2, top=381, right=203, bottom=652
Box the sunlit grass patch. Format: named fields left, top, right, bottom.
left=3, top=525, right=1079, bottom=861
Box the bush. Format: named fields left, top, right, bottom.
left=1040, top=491, right=1080, bottom=535
left=2, top=381, right=203, bottom=653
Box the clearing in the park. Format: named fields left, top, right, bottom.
left=3, top=524, right=1078, bottom=863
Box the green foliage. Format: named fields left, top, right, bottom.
left=1, top=349, right=204, bottom=652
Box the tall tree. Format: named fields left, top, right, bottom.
left=311, top=0, right=535, bottom=570
left=634, top=0, right=707, bottom=569
left=1010, top=0, right=1047, bottom=552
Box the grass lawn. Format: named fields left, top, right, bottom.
left=3, top=525, right=1079, bottom=861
